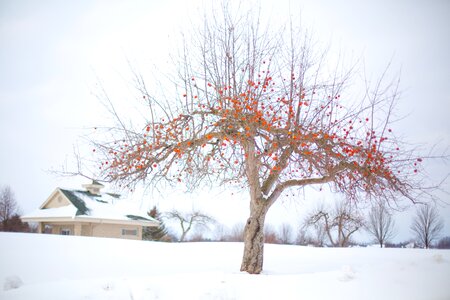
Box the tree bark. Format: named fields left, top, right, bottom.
left=240, top=198, right=268, bottom=274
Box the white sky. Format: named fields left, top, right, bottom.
left=1, top=0, right=449, bottom=243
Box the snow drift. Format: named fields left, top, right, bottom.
left=0, top=232, right=449, bottom=299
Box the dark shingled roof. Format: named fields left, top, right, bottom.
left=106, top=193, right=121, bottom=199
left=60, top=189, right=90, bottom=216
left=126, top=214, right=154, bottom=222
left=91, top=180, right=104, bottom=187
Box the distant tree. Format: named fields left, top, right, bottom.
left=296, top=222, right=326, bottom=247
left=295, top=226, right=307, bottom=246
left=0, top=186, right=27, bottom=232
left=164, top=209, right=215, bottom=242
left=214, top=223, right=245, bottom=242
left=279, top=223, right=293, bottom=244
left=436, top=236, right=450, bottom=249
left=313, top=223, right=327, bottom=247
left=212, top=223, right=228, bottom=241
left=299, top=217, right=327, bottom=247
left=295, top=227, right=311, bottom=246
left=1, top=214, right=29, bottom=232
left=226, top=223, right=245, bottom=242
left=295, top=232, right=311, bottom=246
left=187, top=228, right=211, bottom=242
left=365, top=202, right=396, bottom=247
left=305, top=200, right=364, bottom=247
left=0, top=186, right=19, bottom=222
left=410, top=204, right=444, bottom=249
left=143, top=205, right=168, bottom=241
left=264, top=225, right=281, bottom=244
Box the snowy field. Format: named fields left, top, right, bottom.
left=0, top=233, right=449, bottom=300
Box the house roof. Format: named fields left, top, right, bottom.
left=60, top=189, right=90, bottom=215
left=22, top=188, right=158, bottom=226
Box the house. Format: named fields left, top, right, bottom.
left=21, top=181, right=158, bottom=240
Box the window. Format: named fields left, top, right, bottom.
left=61, top=229, right=71, bottom=235
left=122, top=229, right=137, bottom=236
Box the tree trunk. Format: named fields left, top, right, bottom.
left=179, top=231, right=187, bottom=242
left=240, top=199, right=268, bottom=274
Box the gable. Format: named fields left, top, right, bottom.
left=41, top=189, right=72, bottom=209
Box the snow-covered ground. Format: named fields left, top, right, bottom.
left=1, top=233, right=449, bottom=300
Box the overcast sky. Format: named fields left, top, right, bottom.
left=1, top=0, right=449, bottom=242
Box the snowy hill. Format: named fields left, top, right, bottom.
left=1, top=233, right=449, bottom=300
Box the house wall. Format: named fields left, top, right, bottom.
left=38, top=221, right=143, bottom=240
left=81, top=223, right=93, bottom=236
left=44, top=191, right=71, bottom=209
left=51, top=224, right=74, bottom=235
left=92, top=223, right=142, bottom=240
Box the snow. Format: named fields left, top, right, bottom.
left=1, top=233, right=449, bottom=300
left=21, top=205, right=77, bottom=219
left=74, top=193, right=149, bottom=221
left=22, top=189, right=155, bottom=224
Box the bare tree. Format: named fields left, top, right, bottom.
left=0, top=186, right=19, bottom=225
left=410, top=204, right=444, bottom=249
left=0, top=186, right=29, bottom=232
left=279, top=223, right=293, bottom=244
left=297, top=232, right=325, bottom=247
left=295, top=229, right=311, bottom=246
left=187, top=228, right=209, bottom=242
left=301, top=221, right=327, bottom=247
left=227, top=222, right=245, bottom=242
left=164, top=209, right=215, bottom=242
left=213, top=223, right=228, bottom=241
left=88, top=3, right=439, bottom=273
left=264, top=225, right=281, bottom=244
left=366, top=202, right=396, bottom=247
left=305, top=200, right=364, bottom=247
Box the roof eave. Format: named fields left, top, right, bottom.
left=21, top=216, right=159, bottom=227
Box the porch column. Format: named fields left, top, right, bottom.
left=74, top=223, right=82, bottom=236
left=37, top=222, right=44, bottom=234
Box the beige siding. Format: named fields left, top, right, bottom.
left=43, top=191, right=71, bottom=209
left=92, top=223, right=142, bottom=240
left=37, top=220, right=144, bottom=240
left=81, top=224, right=93, bottom=236
left=51, top=224, right=74, bottom=235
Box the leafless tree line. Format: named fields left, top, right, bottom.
left=178, top=200, right=446, bottom=249
left=2, top=182, right=444, bottom=248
